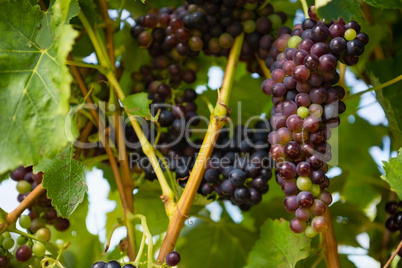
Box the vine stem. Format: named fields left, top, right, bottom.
left=299, top=0, right=309, bottom=18
left=383, top=240, right=402, bottom=268
left=78, top=11, right=175, bottom=212
left=348, top=74, right=402, bottom=99
left=156, top=33, right=245, bottom=263
left=6, top=184, right=46, bottom=224
left=322, top=207, right=340, bottom=268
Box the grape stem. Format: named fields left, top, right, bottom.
left=299, top=0, right=310, bottom=18
left=348, top=74, right=402, bottom=99
left=383, top=240, right=402, bottom=268
left=322, top=207, right=340, bottom=268
left=65, top=60, right=104, bottom=71
left=156, top=33, right=245, bottom=263
left=6, top=183, right=46, bottom=225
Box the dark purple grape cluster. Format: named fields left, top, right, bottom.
left=262, top=9, right=368, bottom=236
left=91, top=260, right=136, bottom=268
left=10, top=166, right=70, bottom=233
left=196, top=121, right=273, bottom=210
left=131, top=0, right=288, bottom=75
left=385, top=201, right=402, bottom=257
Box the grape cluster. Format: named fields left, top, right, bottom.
left=131, top=0, right=288, bottom=75
left=197, top=121, right=272, bottom=210
left=262, top=8, right=369, bottom=236
left=385, top=201, right=402, bottom=257
left=91, top=260, right=136, bottom=268
left=10, top=166, right=70, bottom=233
left=0, top=166, right=71, bottom=267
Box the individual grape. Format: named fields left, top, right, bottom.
left=310, top=42, right=328, bottom=57
left=16, top=180, right=31, bottom=194
left=342, top=52, right=359, bottom=66
left=32, top=242, right=46, bottom=257
left=234, top=187, right=250, bottom=201
left=310, top=199, right=326, bottom=216
left=385, top=201, right=399, bottom=214
left=386, top=217, right=400, bottom=232
left=288, top=35, right=302, bottom=49
left=303, top=116, right=320, bottom=132
left=296, top=93, right=311, bottom=106
left=296, top=176, right=312, bottom=191
left=329, top=23, right=346, bottom=38
left=297, top=191, right=314, bottom=208
left=204, top=169, right=219, bottom=184
left=188, top=36, right=203, bottom=51
left=271, top=83, right=286, bottom=97
left=53, top=217, right=70, bottom=231
left=296, top=207, right=311, bottom=221
left=304, top=226, right=318, bottom=238
left=105, top=260, right=121, bottom=268
left=0, top=256, right=9, bottom=268
left=311, top=216, right=329, bottom=233
left=159, top=110, right=175, bottom=127
left=286, top=114, right=303, bottom=131
left=284, top=141, right=300, bottom=159
left=319, top=54, right=337, bottom=72
left=92, top=262, right=107, bottom=268
left=220, top=180, right=235, bottom=195
left=303, top=54, right=319, bottom=70
left=284, top=195, right=298, bottom=212
left=292, top=65, right=310, bottom=83
left=10, top=166, right=25, bottom=181
left=277, top=161, right=297, bottom=180
left=290, top=218, right=307, bottom=233
left=219, top=33, right=234, bottom=49
left=310, top=87, right=327, bottom=104
left=36, top=227, right=51, bottom=241
left=293, top=129, right=309, bottom=144
left=17, top=236, right=27, bottom=245
left=330, top=37, right=347, bottom=54
left=144, top=14, right=158, bottom=28
left=356, top=32, right=369, bottom=45
left=293, top=49, right=308, bottom=65
left=277, top=127, right=292, bottom=144
left=346, top=39, right=364, bottom=56
left=281, top=100, right=298, bottom=116
left=256, top=17, right=272, bottom=34
left=282, top=179, right=298, bottom=196
left=15, top=245, right=32, bottom=262
left=229, top=169, right=246, bottom=186
left=2, top=237, right=14, bottom=250
left=166, top=251, right=181, bottom=266
left=310, top=184, right=321, bottom=197
left=19, top=215, right=32, bottom=229
left=311, top=24, right=329, bottom=42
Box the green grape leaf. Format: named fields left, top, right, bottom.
left=176, top=213, right=258, bottom=268
left=244, top=219, right=311, bottom=268
left=316, top=0, right=362, bottom=22
left=122, top=92, right=152, bottom=118
left=363, top=0, right=402, bottom=9
left=33, top=145, right=88, bottom=217
left=0, top=0, right=78, bottom=174
left=382, top=148, right=402, bottom=200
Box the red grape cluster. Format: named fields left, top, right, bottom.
left=0, top=166, right=71, bottom=267
left=262, top=8, right=369, bottom=236
left=11, top=166, right=70, bottom=233
left=131, top=0, right=288, bottom=75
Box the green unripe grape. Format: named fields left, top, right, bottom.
left=243, top=20, right=256, bottom=33
left=17, top=236, right=28, bottom=245
left=296, top=176, right=312, bottom=191
left=268, top=14, right=282, bottom=29
left=36, top=228, right=51, bottom=242
left=310, top=184, right=321, bottom=197
left=288, top=36, right=302, bottom=49
left=32, top=243, right=46, bottom=257
left=2, top=232, right=11, bottom=238
left=2, top=237, right=14, bottom=250
left=19, top=215, right=32, bottom=229
left=17, top=180, right=31, bottom=194
left=344, top=29, right=357, bottom=41
left=244, top=2, right=257, bottom=10
left=305, top=226, right=318, bottom=238
left=297, top=107, right=309, bottom=119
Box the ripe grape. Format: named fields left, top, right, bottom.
left=15, top=245, right=32, bottom=262
left=166, top=251, right=181, bottom=266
